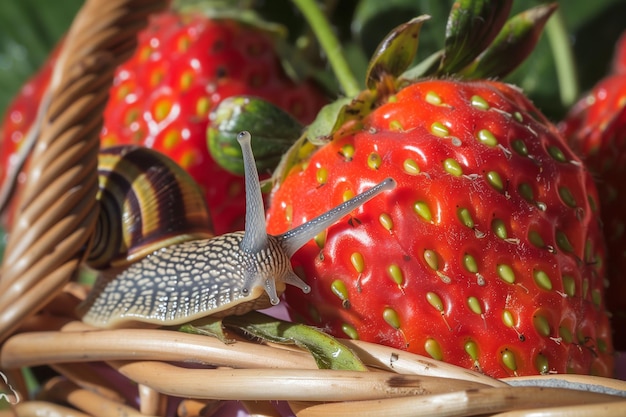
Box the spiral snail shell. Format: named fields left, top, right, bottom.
left=80, top=131, right=396, bottom=328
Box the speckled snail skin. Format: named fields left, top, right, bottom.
left=79, top=131, right=396, bottom=328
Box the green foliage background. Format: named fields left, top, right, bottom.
left=0, top=0, right=624, bottom=123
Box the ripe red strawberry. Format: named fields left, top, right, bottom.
left=559, top=31, right=626, bottom=350
left=0, top=43, right=62, bottom=225
left=266, top=2, right=614, bottom=377
left=0, top=9, right=328, bottom=234
left=267, top=78, right=613, bottom=379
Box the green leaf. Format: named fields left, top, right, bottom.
left=207, top=96, right=304, bottom=176
left=179, top=319, right=236, bottom=344
left=0, top=0, right=83, bottom=117
left=304, top=97, right=353, bottom=145
left=460, top=3, right=558, bottom=80
left=223, top=311, right=367, bottom=371
left=438, top=0, right=513, bottom=74
left=365, top=15, right=430, bottom=89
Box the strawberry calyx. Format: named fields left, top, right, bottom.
left=280, top=0, right=559, bottom=177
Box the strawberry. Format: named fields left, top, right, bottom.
left=266, top=4, right=614, bottom=378
left=559, top=31, right=626, bottom=350
left=0, top=43, right=62, bottom=224
left=0, top=8, right=328, bottom=234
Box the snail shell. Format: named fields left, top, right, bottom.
left=87, top=145, right=214, bottom=269
left=80, top=132, right=395, bottom=328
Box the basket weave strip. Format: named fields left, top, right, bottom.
left=0, top=0, right=168, bottom=343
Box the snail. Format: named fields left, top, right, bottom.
left=79, top=131, right=396, bottom=328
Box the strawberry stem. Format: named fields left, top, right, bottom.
left=292, top=0, right=361, bottom=97
left=545, top=8, right=579, bottom=108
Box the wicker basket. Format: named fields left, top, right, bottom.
left=0, top=0, right=625, bottom=416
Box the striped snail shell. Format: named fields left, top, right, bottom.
left=80, top=131, right=396, bottom=328
left=86, top=145, right=214, bottom=269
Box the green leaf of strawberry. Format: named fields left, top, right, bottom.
left=439, top=0, right=513, bottom=74
left=365, top=15, right=430, bottom=90
left=459, top=3, right=558, bottom=79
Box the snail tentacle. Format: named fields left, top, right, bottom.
left=238, top=131, right=268, bottom=255
left=277, top=177, right=397, bottom=258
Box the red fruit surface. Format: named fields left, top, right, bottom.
left=0, top=10, right=328, bottom=234
left=0, top=43, right=62, bottom=214
left=559, top=31, right=626, bottom=350
left=267, top=79, right=614, bottom=378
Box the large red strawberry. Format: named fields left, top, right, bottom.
left=266, top=3, right=614, bottom=378
left=0, top=7, right=328, bottom=234
left=559, top=31, right=626, bottom=350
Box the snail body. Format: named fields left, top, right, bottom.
left=80, top=132, right=395, bottom=328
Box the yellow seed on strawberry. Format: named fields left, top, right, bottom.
left=463, top=254, right=478, bottom=274
left=386, top=264, right=404, bottom=289
left=485, top=170, right=504, bottom=192
left=389, top=120, right=404, bottom=131
left=547, top=145, right=567, bottom=162
left=368, top=152, right=382, bottom=170
left=502, top=310, right=516, bottom=328
left=350, top=252, right=364, bottom=274
left=457, top=207, right=474, bottom=228
left=403, top=158, right=420, bottom=175
left=561, top=275, right=576, bottom=297
left=558, top=186, right=577, bottom=208
left=196, top=96, right=210, bottom=117
left=316, top=167, right=328, bottom=186
left=511, top=139, right=529, bottom=156
left=555, top=230, right=574, bottom=253
left=314, top=230, right=326, bottom=250
left=153, top=99, right=172, bottom=122
left=413, top=201, right=432, bottom=222
left=470, top=95, right=489, bottom=110
left=163, top=130, right=180, bottom=149
left=533, top=314, right=551, bottom=337
left=533, top=269, right=552, bottom=291
left=179, top=70, right=194, bottom=91
left=343, top=189, right=355, bottom=202
left=331, top=279, right=350, bottom=309
left=431, top=122, right=449, bottom=137
left=528, top=230, right=545, bottom=248
left=383, top=307, right=401, bottom=329
left=379, top=213, right=393, bottom=231
left=491, top=218, right=509, bottom=240
left=423, top=250, right=439, bottom=270
left=477, top=129, right=497, bottom=147
left=562, top=323, right=575, bottom=344
left=497, top=264, right=516, bottom=284
left=535, top=353, right=550, bottom=374
left=443, top=158, right=462, bottom=176
left=518, top=182, right=534, bottom=202
left=340, top=144, right=355, bottom=161
left=425, top=338, right=443, bottom=360
left=592, top=289, right=602, bottom=307
left=464, top=340, right=480, bottom=362
left=501, top=349, right=518, bottom=374
left=467, top=296, right=483, bottom=316
left=425, top=91, right=443, bottom=105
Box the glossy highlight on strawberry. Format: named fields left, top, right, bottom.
left=267, top=79, right=614, bottom=378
